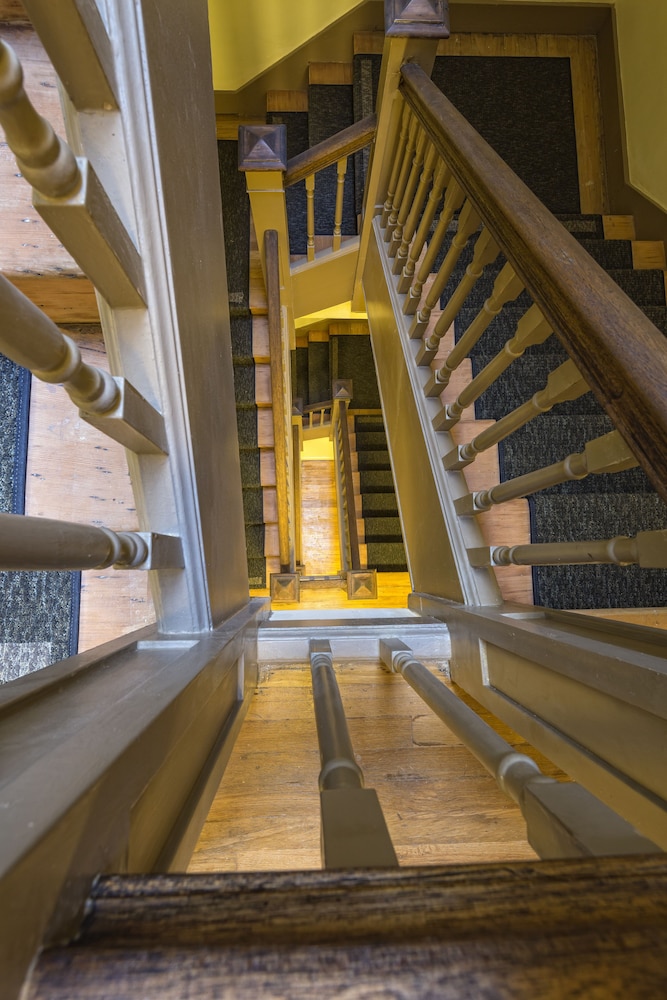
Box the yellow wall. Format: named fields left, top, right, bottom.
left=613, top=0, right=667, bottom=211
left=208, top=0, right=366, bottom=92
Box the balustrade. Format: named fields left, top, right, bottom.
left=367, top=55, right=667, bottom=588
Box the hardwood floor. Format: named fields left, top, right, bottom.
left=187, top=660, right=570, bottom=872
left=300, top=458, right=339, bottom=576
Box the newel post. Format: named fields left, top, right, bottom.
left=352, top=0, right=450, bottom=310
left=238, top=125, right=295, bottom=344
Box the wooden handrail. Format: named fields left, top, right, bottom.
left=284, top=114, right=377, bottom=188
left=400, top=62, right=667, bottom=506
left=303, top=398, right=333, bottom=414
left=265, top=230, right=294, bottom=573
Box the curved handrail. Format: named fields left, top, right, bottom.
left=400, top=62, right=667, bottom=505
left=285, top=114, right=377, bottom=188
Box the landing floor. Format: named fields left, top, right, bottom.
left=187, top=656, right=570, bottom=872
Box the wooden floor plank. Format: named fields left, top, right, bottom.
left=189, top=660, right=545, bottom=872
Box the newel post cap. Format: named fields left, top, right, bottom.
left=385, top=0, right=450, bottom=38
left=238, top=125, right=287, bottom=171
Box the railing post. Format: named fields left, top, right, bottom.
left=352, top=0, right=450, bottom=310
left=239, top=125, right=295, bottom=347
left=264, top=229, right=296, bottom=575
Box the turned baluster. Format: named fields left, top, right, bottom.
left=392, top=142, right=437, bottom=273
left=407, top=199, right=481, bottom=339
left=388, top=130, right=429, bottom=257
left=305, top=173, right=316, bottom=261
left=384, top=114, right=419, bottom=242
left=443, top=359, right=590, bottom=471
left=468, top=529, right=667, bottom=570
left=332, top=156, right=348, bottom=252
left=456, top=430, right=638, bottom=517
left=433, top=304, right=552, bottom=431
left=396, top=161, right=449, bottom=293
left=402, top=177, right=465, bottom=315
left=415, top=227, right=499, bottom=366
left=424, top=262, right=525, bottom=397
left=380, top=103, right=412, bottom=228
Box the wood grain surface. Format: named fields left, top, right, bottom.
left=26, top=857, right=667, bottom=998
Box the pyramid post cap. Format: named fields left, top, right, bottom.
left=385, top=0, right=450, bottom=38
left=238, top=125, right=287, bottom=171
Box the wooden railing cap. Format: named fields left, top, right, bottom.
left=385, top=0, right=450, bottom=38
left=238, top=124, right=287, bottom=172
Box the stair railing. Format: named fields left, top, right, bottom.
left=0, top=8, right=265, bottom=996
left=265, top=229, right=297, bottom=574
left=285, top=114, right=377, bottom=261
left=358, top=1, right=667, bottom=852
left=240, top=116, right=376, bottom=328
left=302, top=398, right=333, bottom=433
left=362, top=51, right=667, bottom=601
left=332, top=384, right=362, bottom=573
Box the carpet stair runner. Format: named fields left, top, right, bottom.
left=218, top=141, right=268, bottom=588
left=443, top=215, right=667, bottom=608
left=352, top=414, right=408, bottom=573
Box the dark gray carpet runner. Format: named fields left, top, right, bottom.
left=353, top=54, right=581, bottom=215
left=0, top=352, right=80, bottom=683
left=355, top=415, right=408, bottom=573
left=219, top=140, right=265, bottom=587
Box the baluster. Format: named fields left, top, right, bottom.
left=433, top=304, right=552, bottom=431
left=0, top=513, right=182, bottom=571
left=392, top=141, right=436, bottom=271
left=380, top=102, right=411, bottom=228
left=384, top=113, right=419, bottom=242
left=456, top=430, right=638, bottom=516
left=468, top=528, right=667, bottom=570
left=0, top=38, right=145, bottom=307
left=305, top=173, right=315, bottom=261
left=407, top=199, right=481, bottom=339
left=424, top=262, right=525, bottom=397
left=416, top=227, right=500, bottom=365
left=396, top=161, right=449, bottom=292
left=402, top=176, right=465, bottom=315
left=444, top=359, right=590, bottom=471
left=332, top=156, right=348, bottom=252
left=388, top=129, right=428, bottom=257
left=0, top=273, right=167, bottom=453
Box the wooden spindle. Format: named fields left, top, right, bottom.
left=305, top=173, right=316, bottom=261
left=456, top=430, right=638, bottom=516
left=424, top=262, right=525, bottom=397
left=407, top=199, right=481, bottom=339
left=332, top=156, right=348, bottom=252
left=0, top=273, right=166, bottom=453
left=396, top=161, right=449, bottom=293
left=388, top=129, right=428, bottom=257
left=416, top=227, right=499, bottom=365
left=443, top=359, right=590, bottom=471
left=0, top=513, right=182, bottom=571
left=433, top=304, right=552, bottom=430
left=0, top=37, right=80, bottom=197
left=384, top=113, right=418, bottom=242
left=392, top=143, right=437, bottom=275
left=402, top=177, right=465, bottom=315
left=0, top=38, right=145, bottom=307
left=381, top=103, right=411, bottom=228
left=468, top=529, right=667, bottom=570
